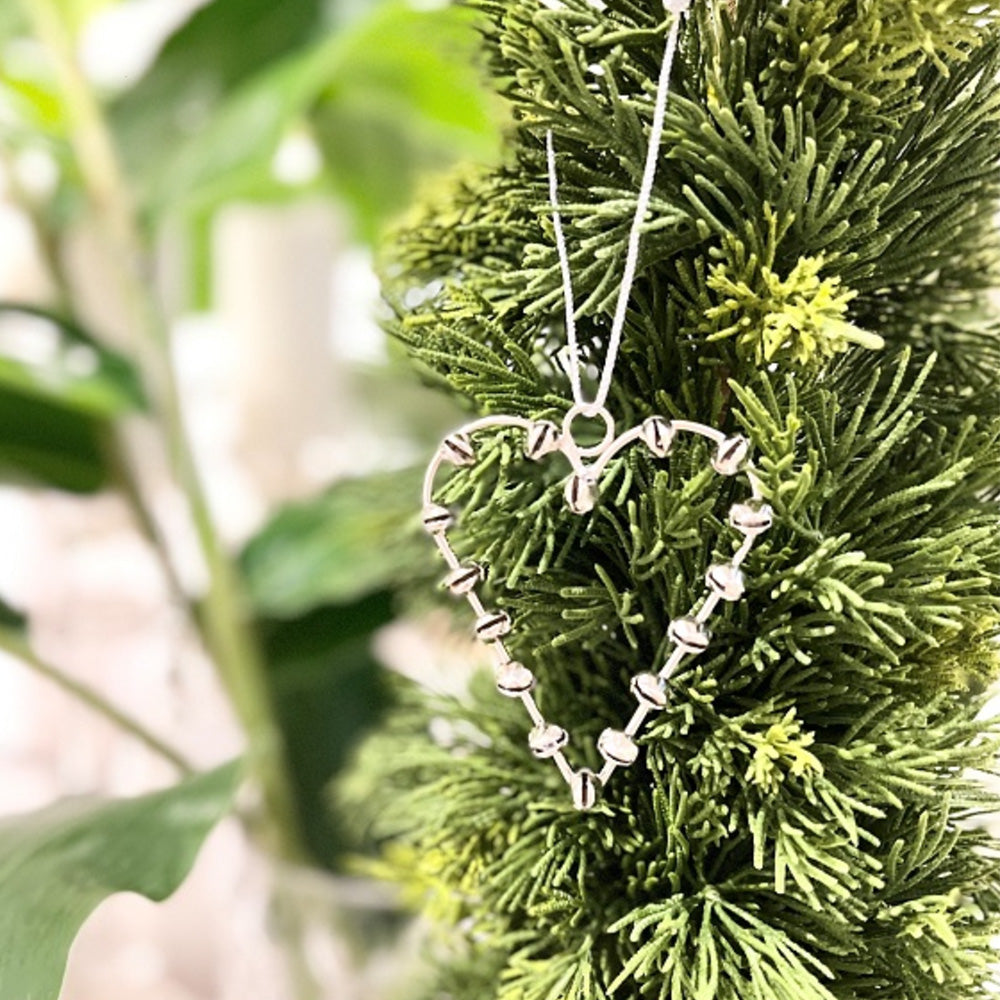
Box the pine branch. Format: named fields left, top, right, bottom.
left=353, top=2, right=1000, bottom=997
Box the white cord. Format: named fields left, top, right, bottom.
left=546, top=130, right=583, bottom=405
left=547, top=0, right=688, bottom=410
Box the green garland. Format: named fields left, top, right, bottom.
left=341, top=2, right=1000, bottom=997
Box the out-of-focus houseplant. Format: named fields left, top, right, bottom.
left=0, top=1, right=499, bottom=997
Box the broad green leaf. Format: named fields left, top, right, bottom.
left=0, top=762, right=241, bottom=1000
left=0, top=303, right=146, bottom=417
left=0, top=388, right=110, bottom=492
left=245, top=464, right=431, bottom=865
left=0, top=305, right=144, bottom=492
left=311, top=2, right=502, bottom=240
left=131, top=34, right=340, bottom=217
left=110, top=0, right=326, bottom=189
left=241, top=466, right=425, bottom=618
left=116, top=1, right=500, bottom=240
left=260, top=594, right=393, bottom=867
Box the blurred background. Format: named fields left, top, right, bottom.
left=0, top=0, right=501, bottom=996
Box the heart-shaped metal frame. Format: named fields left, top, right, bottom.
left=422, top=403, right=772, bottom=810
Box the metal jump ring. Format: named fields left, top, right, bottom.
left=562, top=403, right=615, bottom=459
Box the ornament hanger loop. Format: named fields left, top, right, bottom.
left=562, top=402, right=616, bottom=459
left=547, top=0, right=688, bottom=412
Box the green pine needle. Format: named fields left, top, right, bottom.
left=346, top=2, right=1000, bottom=997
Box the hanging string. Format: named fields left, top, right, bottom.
left=546, top=129, right=583, bottom=405
left=547, top=0, right=689, bottom=411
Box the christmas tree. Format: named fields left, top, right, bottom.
left=342, top=1, right=1000, bottom=997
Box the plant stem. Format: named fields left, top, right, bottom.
left=0, top=630, right=195, bottom=775
left=97, top=426, right=198, bottom=621
left=22, top=0, right=306, bottom=863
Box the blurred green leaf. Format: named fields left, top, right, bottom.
left=111, top=0, right=326, bottom=184
left=0, top=305, right=143, bottom=490
left=245, top=465, right=430, bottom=864
left=0, top=762, right=241, bottom=1000
left=311, top=2, right=500, bottom=241
left=260, top=593, right=393, bottom=867
left=0, top=596, right=26, bottom=635
left=242, top=465, right=425, bottom=618
left=0, top=389, right=111, bottom=492
left=0, top=303, right=146, bottom=416
left=115, top=1, right=499, bottom=239
left=130, top=35, right=337, bottom=216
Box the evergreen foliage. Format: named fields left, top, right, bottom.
left=342, top=1, right=1000, bottom=997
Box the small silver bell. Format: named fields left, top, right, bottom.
left=422, top=503, right=453, bottom=535
left=668, top=616, right=711, bottom=654
left=475, top=611, right=512, bottom=641
left=641, top=416, right=675, bottom=458
left=729, top=501, right=774, bottom=537
left=705, top=563, right=745, bottom=601
left=444, top=563, right=484, bottom=596
left=571, top=769, right=600, bottom=811
left=597, top=728, right=639, bottom=766
left=441, top=432, right=476, bottom=467
left=712, top=435, right=750, bottom=476
left=496, top=662, right=535, bottom=697
left=525, top=420, right=561, bottom=460
left=565, top=473, right=597, bottom=514
left=630, top=673, right=668, bottom=710
left=528, top=723, right=568, bottom=758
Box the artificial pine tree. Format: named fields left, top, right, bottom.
left=341, top=1, right=1000, bottom=997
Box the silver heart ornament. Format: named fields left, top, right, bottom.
left=421, top=402, right=772, bottom=810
